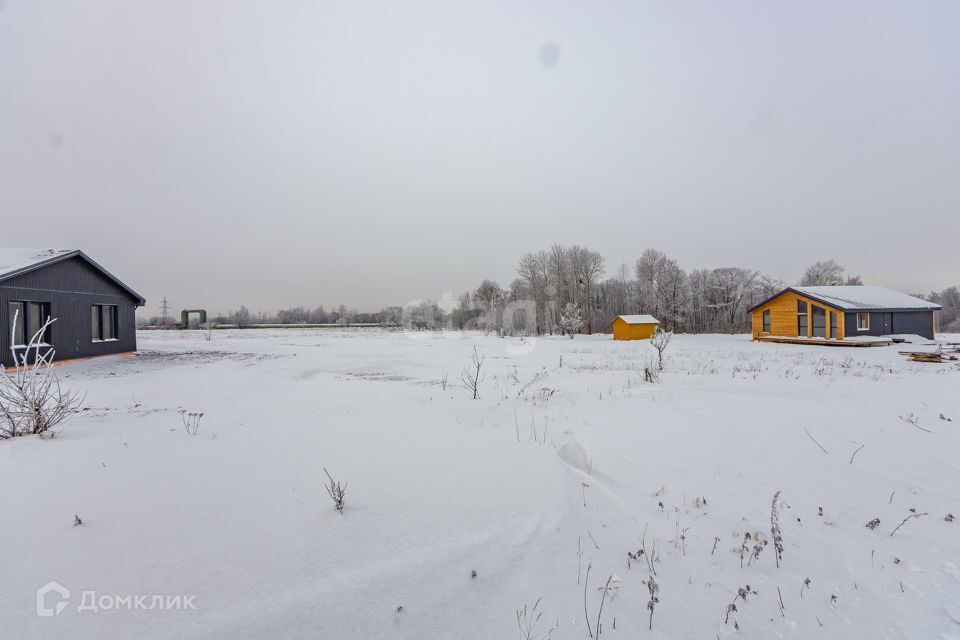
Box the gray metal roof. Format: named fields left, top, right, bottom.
left=0, top=248, right=146, bottom=305
left=748, top=285, right=940, bottom=313
left=792, top=286, right=939, bottom=311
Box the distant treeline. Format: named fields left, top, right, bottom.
left=139, top=249, right=959, bottom=335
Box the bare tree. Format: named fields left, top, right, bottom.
left=578, top=249, right=605, bottom=334
left=635, top=249, right=688, bottom=331
left=234, top=305, right=251, bottom=328
left=706, top=267, right=760, bottom=333
left=474, top=280, right=504, bottom=335
left=650, top=330, right=673, bottom=370
left=460, top=345, right=485, bottom=399
left=548, top=243, right=570, bottom=332
left=0, top=312, right=84, bottom=439
left=518, top=252, right=549, bottom=334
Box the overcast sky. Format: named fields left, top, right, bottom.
left=1, top=1, right=958, bottom=314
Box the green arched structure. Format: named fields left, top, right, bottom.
left=180, top=309, right=207, bottom=329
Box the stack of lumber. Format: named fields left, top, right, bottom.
left=899, top=351, right=959, bottom=363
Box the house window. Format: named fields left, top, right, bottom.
left=856, top=312, right=870, bottom=331
left=812, top=305, right=826, bottom=338
left=830, top=311, right=838, bottom=338
left=92, top=305, right=118, bottom=341
left=762, top=310, right=770, bottom=333
left=797, top=300, right=808, bottom=337
left=8, top=301, right=51, bottom=346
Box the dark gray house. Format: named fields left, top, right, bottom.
left=1, top=249, right=145, bottom=367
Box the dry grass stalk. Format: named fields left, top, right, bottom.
left=324, top=467, right=347, bottom=512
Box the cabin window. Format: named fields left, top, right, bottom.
left=856, top=312, right=870, bottom=331
left=812, top=306, right=827, bottom=338
left=830, top=311, right=838, bottom=338
left=762, top=310, right=770, bottom=333
left=797, top=300, right=808, bottom=337
left=8, top=301, right=51, bottom=346
left=92, top=304, right=118, bottom=341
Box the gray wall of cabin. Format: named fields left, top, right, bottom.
left=843, top=310, right=935, bottom=340
left=1, top=256, right=139, bottom=367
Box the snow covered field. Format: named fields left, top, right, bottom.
left=3, top=329, right=959, bottom=639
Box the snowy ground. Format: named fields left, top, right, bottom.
left=2, top=329, right=959, bottom=639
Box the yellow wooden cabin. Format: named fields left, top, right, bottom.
left=750, top=289, right=846, bottom=341
left=612, top=315, right=660, bottom=340
left=748, top=286, right=941, bottom=343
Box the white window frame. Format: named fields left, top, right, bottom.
left=856, top=312, right=870, bottom=331
left=91, top=304, right=120, bottom=342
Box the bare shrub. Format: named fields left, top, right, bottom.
left=324, top=467, right=347, bottom=512
left=890, top=510, right=927, bottom=536
left=460, top=345, right=485, bottom=399
left=650, top=330, right=673, bottom=370
left=642, top=356, right=660, bottom=383
left=0, top=314, right=83, bottom=439
left=179, top=410, right=204, bottom=435
left=898, top=412, right=931, bottom=433
left=646, top=574, right=659, bottom=630
left=595, top=574, right=618, bottom=639
left=201, top=322, right=216, bottom=341
left=516, top=598, right=555, bottom=640
left=724, top=585, right=754, bottom=631
left=771, top=490, right=784, bottom=567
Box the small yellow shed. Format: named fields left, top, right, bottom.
left=612, top=315, right=660, bottom=340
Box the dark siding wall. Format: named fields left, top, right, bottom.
left=0, top=257, right=139, bottom=367
left=844, top=312, right=890, bottom=338
left=844, top=311, right=935, bottom=340
left=891, top=311, right=936, bottom=339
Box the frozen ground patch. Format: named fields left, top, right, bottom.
left=2, top=330, right=959, bottom=639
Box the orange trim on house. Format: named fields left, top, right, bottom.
left=4, top=351, right=135, bottom=372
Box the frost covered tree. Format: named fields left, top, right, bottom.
left=234, top=305, right=251, bottom=328
left=799, top=260, right=862, bottom=287
left=706, top=267, right=760, bottom=333
left=650, top=330, right=672, bottom=370
left=559, top=303, right=583, bottom=338
left=564, top=246, right=605, bottom=334
left=517, top=252, right=550, bottom=334
left=927, top=285, right=960, bottom=330
left=799, top=260, right=844, bottom=286
left=474, top=280, right=507, bottom=335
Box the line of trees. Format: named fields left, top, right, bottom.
left=139, top=250, right=959, bottom=334
left=455, top=249, right=957, bottom=335
left=451, top=245, right=781, bottom=335
left=139, top=304, right=404, bottom=328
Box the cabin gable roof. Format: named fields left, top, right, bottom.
left=748, top=286, right=940, bottom=314
left=0, top=248, right=146, bottom=305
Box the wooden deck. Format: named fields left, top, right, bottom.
left=755, top=336, right=891, bottom=347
